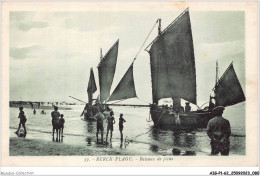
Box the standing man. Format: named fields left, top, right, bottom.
left=106, top=111, right=115, bottom=144
left=185, top=102, right=191, bottom=113
left=119, top=113, right=126, bottom=142
left=15, top=106, right=27, bottom=137
left=207, top=106, right=231, bottom=155
left=94, top=108, right=106, bottom=144
left=51, top=106, right=60, bottom=139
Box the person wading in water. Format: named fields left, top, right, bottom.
left=207, top=106, right=231, bottom=155
left=106, top=111, right=115, bottom=144
left=94, top=108, right=106, bottom=144
left=15, top=106, right=27, bottom=137
left=119, top=113, right=126, bottom=142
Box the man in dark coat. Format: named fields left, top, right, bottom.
left=207, top=106, right=231, bottom=155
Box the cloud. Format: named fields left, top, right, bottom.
left=195, top=40, right=244, bottom=63
left=10, top=12, right=48, bottom=31
left=17, top=21, right=48, bottom=31
left=10, top=45, right=39, bottom=60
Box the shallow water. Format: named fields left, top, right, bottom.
left=9, top=103, right=245, bottom=156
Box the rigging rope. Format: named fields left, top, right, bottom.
left=125, top=110, right=166, bottom=147
left=109, top=99, right=126, bottom=105
left=133, top=19, right=159, bottom=61
left=137, top=97, right=150, bottom=105
left=106, top=20, right=159, bottom=104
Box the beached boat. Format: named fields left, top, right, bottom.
left=103, top=8, right=245, bottom=129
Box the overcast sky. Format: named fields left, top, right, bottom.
left=9, top=10, right=245, bottom=106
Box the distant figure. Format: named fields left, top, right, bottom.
left=106, top=111, right=115, bottom=144
left=106, top=105, right=111, bottom=111
left=38, top=102, right=40, bottom=108
left=119, top=113, right=126, bottom=142
left=33, top=108, right=36, bottom=115
left=15, top=107, right=27, bottom=137
left=185, top=102, right=191, bottom=113
left=209, top=96, right=215, bottom=111
left=51, top=106, right=61, bottom=141
left=207, top=106, right=231, bottom=156
left=30, top=102, right=33, bottom=108
left=94, top=108, right=106, bottom=143
left=59, top=114, right=65, bottom=137
left=40, top=110, right=45, bottom=114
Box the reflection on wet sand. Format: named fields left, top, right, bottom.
left=150, top=126, right=197, bottom=155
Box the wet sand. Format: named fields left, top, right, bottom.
left=9, top=137, right=123, bottom=156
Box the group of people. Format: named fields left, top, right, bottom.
left=161, top=102, right=192, bottom=113
left=14, top=106, right=65, bottom=141
left=51, top=106, right=65, bottom=141
left=32, top=109, right=46, bottom=115
left=94, top=109, right=126, bottom=144
left=14, top=103, right=231, bottom=155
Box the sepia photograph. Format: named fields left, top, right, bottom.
left=1, top=1, right=258, bottom=169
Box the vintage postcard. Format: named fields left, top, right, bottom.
left=1, top=1, right=258, bottom=167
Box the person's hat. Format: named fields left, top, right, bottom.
left=212, top=106, right=225, bottom=113
left=185, top=102, right=190, bottom=104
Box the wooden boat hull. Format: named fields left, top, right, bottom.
left=150, top=108, right=215, bottom=129
left=84, top=105, right=110, bottom=121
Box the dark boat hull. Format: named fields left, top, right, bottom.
left=84, top=104, right=110, bottom=121
left=150, top=108, right=215, bottom=129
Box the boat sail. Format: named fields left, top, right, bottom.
left=148, top=8, right=196, bottom=106
left=214, top=63, right=245, bottom=107
left=98, top=40, right=119, bottom=103
left=87, top=68, right=97, bottom=106
left=108, top=63, right=137, bottom=102
left=105, top=8, right=245, bottom=129
left=81, top=68, right=98, bottom=118
left=78, top=40, right=120, bottom=120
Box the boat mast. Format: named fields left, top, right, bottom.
left=215, top=60, right=219, bottom=85
left=158, top=19, right=161, bottom=35
left=100, top=48, right=103, bottom=61
left=98, top=48, right=102, bottom=103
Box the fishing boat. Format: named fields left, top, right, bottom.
left=75, top=40, right=119, bottom=120
left=102, top=8, right=245, bottom=129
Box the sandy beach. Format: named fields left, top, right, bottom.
left=9, top=137, right=124, bottom=156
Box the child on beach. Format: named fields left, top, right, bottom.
left=15, top=106, right=27, bottom=137
left=59, top=114, right=65, bottom=137
left=119, top=113, right=126, bottom=142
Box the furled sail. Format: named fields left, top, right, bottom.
left=214, top=63, right=245, bottom=107
left=98, top=40, right=119, bottom=103
left=108, top=63, right=137, bottom=102
left=148, top=9, right=196, bottom=104
left=87, top=68, right=97, bottom=105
